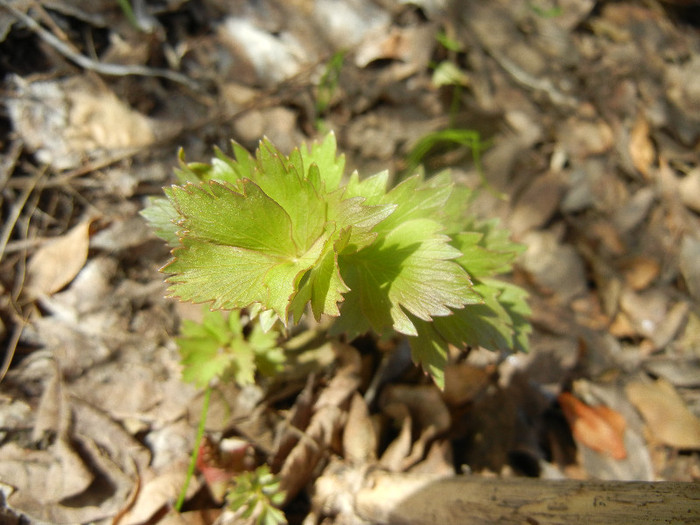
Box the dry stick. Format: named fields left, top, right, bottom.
left=0, top=166, right=45, bottom=382
left=2, top=3, right=200, bottom=91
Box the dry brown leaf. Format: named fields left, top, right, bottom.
left=679, top=167, right=700, bottom=213
left=629, top=115, right=656, bottom=179
left=625, top=379, right=700, bottom=449
left=277, top=342, right=361, bottom=504
left=558, top=392, right=628, bottom=460
left=680, top=236, right=700, bottom=301
left=509, top=172, right=566, bottom=236
left=8, top=76, right=156, bottom=170
left=120, top=464, right=200, bottom=525
left=443, top=363, right=492, bottom=405
left=343, top=392, right=377, bottom=464
left=0, top=396, right=149, bottom=523
left=559, top=118, right=614, bottom=159
left=379, top=406, right=413, bottom=472
left=408, top=440, right=454, bottom=476
left=157, top=509, right=222, bottom=525
left=26, top=220, right=91, bottom=299
left=621, top=256, right=660, bottom=291
left=381, top=384, right=450, bottom=441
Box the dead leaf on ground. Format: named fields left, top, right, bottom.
left=343, top=392, right=377, bottom=464
left=558, top=117, right=614, bottom=159
left=629, top=115, right=656, bottom=179
left=679, top=167, right=700, bottom=213
left=680, top=236, right=700, bottom=301
left=625, top=378, right=700, bottom=449
left=509, top=171, right=567, bottom=236
left=558, top=392, right=628, bottom=460
left=8, top=76, right=157, bottom=170
left=379, top=405, right=413, bottom=472
left=25, top=219, right=92, bottom=299
left=443, top=362, right=492, bottom=406
left=621, top=256, right=660, bottom=291
left=276, top=342, right=362, bottom=504
left=120, top=464, right=201, bottom=525
left=0, top=378, right=149, bottom=524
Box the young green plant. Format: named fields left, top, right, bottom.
left=170, top=308, right=286, bottom=512
left=142, top=132, right=530, bottom=389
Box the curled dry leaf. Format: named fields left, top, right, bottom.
left=277, top=342, right=362, bottom=504
left=343, top=392, right=377, bottom=464
left=25, top=220, right=91, bottom=299
left=625, top=378, right=700, bottom=449
left=558, top=392, right=628, bottom=460
left=379, top=405, right=413, bottom=472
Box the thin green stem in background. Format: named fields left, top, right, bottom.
left=175, top=386, right=212, bottom=512
left=116, top=0, right=140, bottom=30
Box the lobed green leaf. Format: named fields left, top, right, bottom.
left=144, top=132, right=531, bottom=388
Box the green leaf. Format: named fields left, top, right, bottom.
left=343, top=170, right=391, bottom=204
left=163, top=180, right=329, bottom=319
left=424, top=279, right=530, bottom=354
left=177, top=309, right=285, bottom=387
left=453, top=219, right=525, bottom=278
left=407, top=280, right=530, bottom=386
left=177, top=309, right=235, bottom=388
left=140, top=196, right=180, bottom=246
left=143, top=132, right=531, bottom=390
left=289, top=236, right=351, bottom=323
left=227, top=465, right=287, bottom=525
left=298, top=132, right=345, bottom=192
left=336, top=218, right=481, bottom=338
left=406, top=317, right=450, bottom=389
left=167, top=180, right=297, bottom=255
left=432, top=60, right=469, bottom=88
left=251, top=140, right=328, bottom=249
left=376, top=174, right=453, bottom=232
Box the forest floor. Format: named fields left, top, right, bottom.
left=1, top=1, right=699, bottom=524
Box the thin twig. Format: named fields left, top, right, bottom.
left=0, top=139, right=22, bottom=190
left=175, top=386, right=211, bottom=512
left=485, top=46, right=578, bottom=108
left=0, top=320, right=26, bottom=383
left=2, top=3, right=200, bottom=91
left=0, top=164, right=44, bottom=266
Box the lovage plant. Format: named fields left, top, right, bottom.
left=143, top=133, right=529, bottom=388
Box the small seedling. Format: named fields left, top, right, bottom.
left=143, top=132, right=529, bottom=389
left=227, top=465, right=287, bottom=525
left=142, top=132, right=530, bottom=517
left=315, top=50, right=346, bottom=130
left=177, top=307, right=285, bottom=388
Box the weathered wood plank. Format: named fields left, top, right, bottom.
left=356, top=474, right=700, bottom=525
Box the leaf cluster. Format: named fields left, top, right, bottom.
left=176, top=308, right=285, bottom=388
left=227, top=465, right=287, bottom=525
left=143, top=133, right=530, bottom=387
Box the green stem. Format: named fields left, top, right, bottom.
left=175, top=386, right=212, bottom=512
left=116, top=0, right=140, bottom=30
